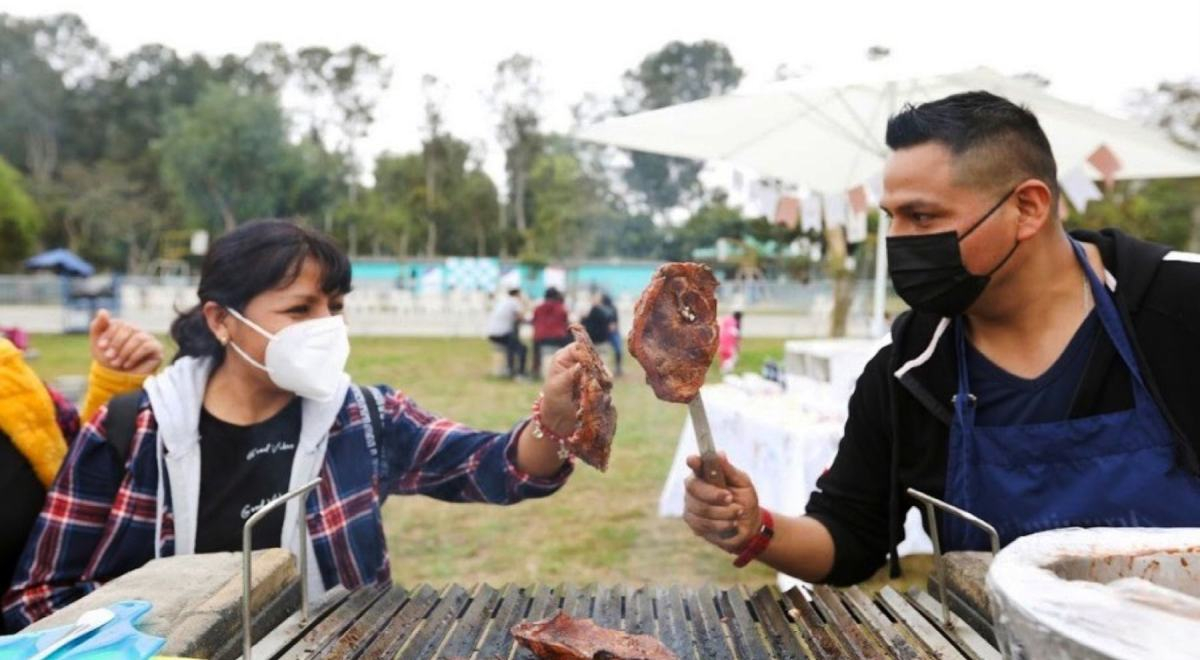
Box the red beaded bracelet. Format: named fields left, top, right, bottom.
left=531, top=393, right=576, bottom=460
left=733, top=508, right=775, bottom=568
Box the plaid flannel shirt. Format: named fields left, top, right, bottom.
left=46, top=387, right=80, bottom=444
left=2, top=384, right=572, bottom=630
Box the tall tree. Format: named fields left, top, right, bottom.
left=290, top=45, right=390, bottom=153
left=668, top=192, right=746, bottom=261
left=421, top=74, right=448, bottom=255
left=618, top=41, right=743, bottom=215
left=525, top=137, right=635, bottom=260
left=369, top=153, right=423, bottom=256
left=490, top=54, right=544, bottom=241
left=370, top=134, right=496, bottom=257
left=158, top=84, right=309, bottom=232
left=1139, top=78, right=1200, bottom=151
left=0, top=14, right=98, bottom=183
left=0, top=156, right=43, bottom=270
left=47, top=161, right=165, bottom=272
left=457, top=169, right=501, bottom=256
left=1084, top=78, right=1200, bottom=250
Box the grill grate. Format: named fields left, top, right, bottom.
left=259, top=583, right=998, bottom=660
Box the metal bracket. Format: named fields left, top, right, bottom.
left=906, top=488, right=999, bottom=633
left=242, top=478, right=322, bottom=660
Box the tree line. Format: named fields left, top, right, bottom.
left=0, top=12, right=1196, bottom=276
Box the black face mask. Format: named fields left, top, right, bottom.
left=886, top=188, right=1018, bottom=317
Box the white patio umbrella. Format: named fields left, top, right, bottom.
left=577, top=66, right=1200, bottom=192
left=576, top=67, right=1200, bottom=335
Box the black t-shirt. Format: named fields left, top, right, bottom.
left=966, top=309, right=1103, bottom=426
left=195, top=398, right=301, bottom=554
left=583, top=305, right=614, bottom=343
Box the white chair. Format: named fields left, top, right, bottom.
left=418, top=293, right=445, bottom=314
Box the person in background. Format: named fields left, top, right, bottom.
left=718, top=310, right=744, bottom=374
left=531, top=287, right=571, bottom=376
left=583, top=293, right=621, bottom=376
left=603, top=295, right=623, bottom=377
left=0, top=327, right=30, bottom=354
left=0, top=311, right=162, bottom=632
left=486, top=287, right=528, bottom=378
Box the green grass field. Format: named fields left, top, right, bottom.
left=27, top=333, right=929, bottom=591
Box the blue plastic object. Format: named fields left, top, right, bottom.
left=0, top=600, right=165, bottom=659
left=23, top=249, right=95, bottom=278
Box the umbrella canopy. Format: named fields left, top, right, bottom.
left=576, top=67, right=1200, bottom=194
left=24, top=248, right=95, bottom=277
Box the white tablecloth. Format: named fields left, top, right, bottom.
left=658, top=378, right=932, bottom=586
left=783, top=337, right=888, bottom=394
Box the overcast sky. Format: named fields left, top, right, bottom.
left=7, top=0, right=1200, bottom=187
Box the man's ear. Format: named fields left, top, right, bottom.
left=1014, top=178, right=1055, bottom=240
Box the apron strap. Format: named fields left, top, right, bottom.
left=953, top=237, right=1153, bottom=422
left=1068, top=239, right=1148, bottom=390
left=952, top=319, right=977, bottom=427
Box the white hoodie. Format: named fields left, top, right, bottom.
left=142, top=356, right=351, bottom=600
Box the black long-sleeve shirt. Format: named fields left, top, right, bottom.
left=805, top=229, right=1200, bottom=585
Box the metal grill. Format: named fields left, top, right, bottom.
left=252, top=582, right=999, bottom=660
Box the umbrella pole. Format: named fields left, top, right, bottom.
left=871, top=213, right=889, bottom=337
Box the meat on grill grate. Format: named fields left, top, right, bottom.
left=512, top=612, right=678, bottom=660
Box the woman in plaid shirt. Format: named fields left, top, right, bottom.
left=3, top=221, right=582, bottom=630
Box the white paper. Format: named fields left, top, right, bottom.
left=753, top=182, right=781, bottom=219
left=846, top=210, right=869, bottom=244
left=823, top=192, right=850, bottom=228
left=1060, top=166, right=1103, bottom=212
left=801, top=195, right=823, bottom=232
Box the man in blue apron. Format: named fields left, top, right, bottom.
left=680, top=91, right=1200, bottom=585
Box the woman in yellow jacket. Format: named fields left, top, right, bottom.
left=0, top=310, right=162, bottom=631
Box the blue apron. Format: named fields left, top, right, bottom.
left=943, top=239, right=1200, bottom=550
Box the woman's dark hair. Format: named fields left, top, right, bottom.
left=170, top=220, right=352, bottom=364
left=544, top=287, right=561, bottom=301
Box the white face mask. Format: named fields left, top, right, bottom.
left=224, top=307, right=350, bottom=402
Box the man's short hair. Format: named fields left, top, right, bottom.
left=886, top=91, right=1059, bottom=207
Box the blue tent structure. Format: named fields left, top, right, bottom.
left=24, top=249, right=95, bottom=277
left=24, top=249, right=115, bottom=333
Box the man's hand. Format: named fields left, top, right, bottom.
left=684, top=453, right=761, bottom=553
left=540, top=344, right=582, bottom=436
left=90, top=309, right=163, bottom=375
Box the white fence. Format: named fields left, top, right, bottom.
left=1, top=276, right=889, bottom=338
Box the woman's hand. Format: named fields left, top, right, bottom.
left=90, top=310, right=163, bottom=375
left=539, top=344, right=582, bottom=436
left=515, top=344, right=581, bottom=478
